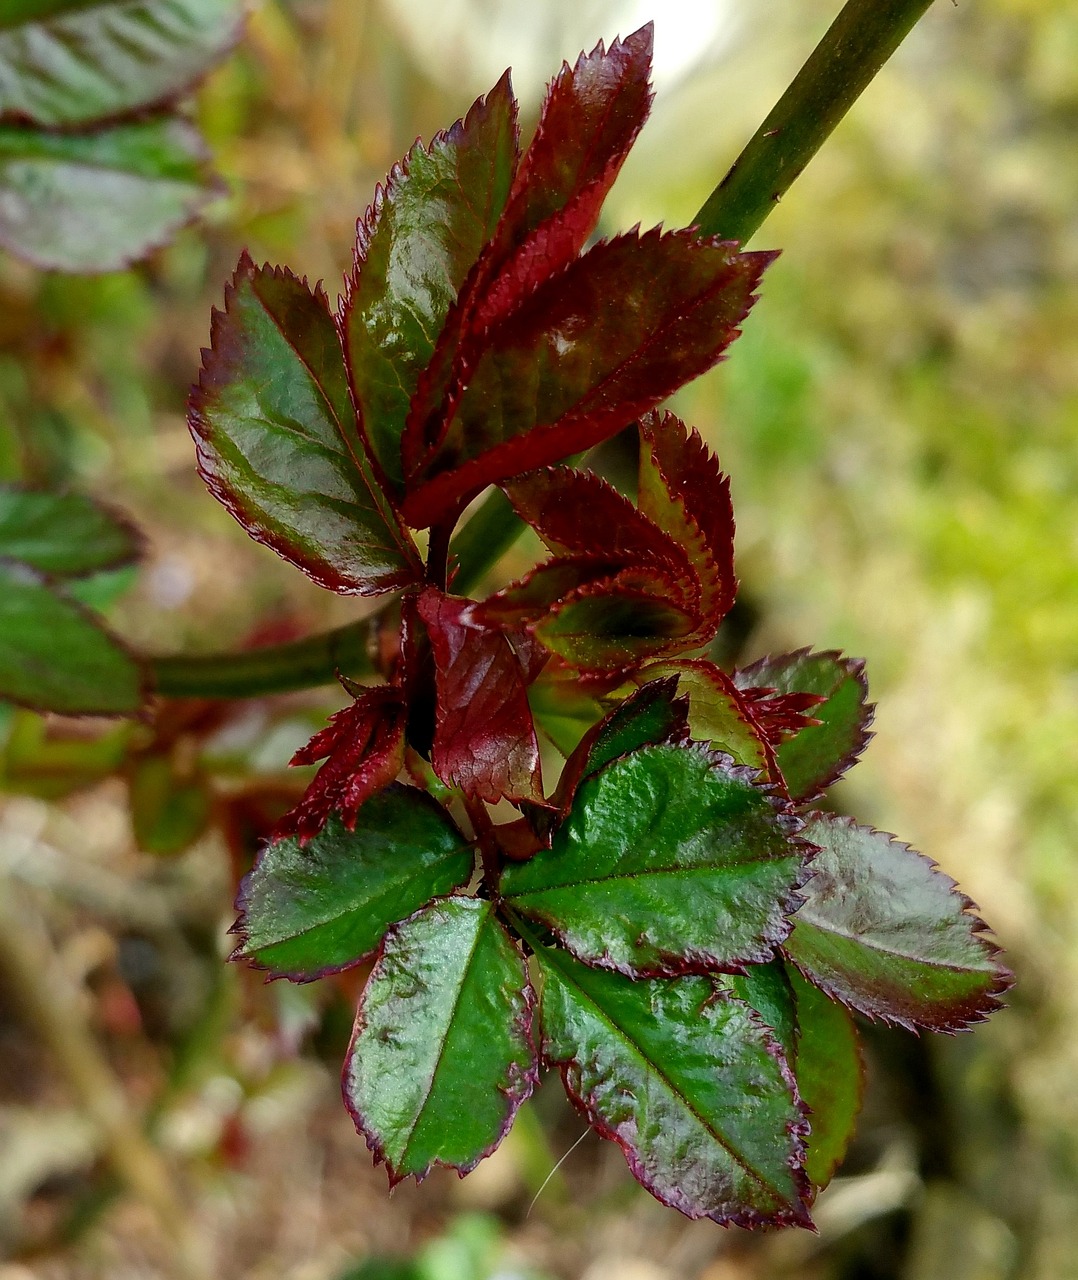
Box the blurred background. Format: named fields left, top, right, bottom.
left=1, top=0, right=1076, bottom=1276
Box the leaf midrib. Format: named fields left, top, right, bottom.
left=792, top=913, right=996, bottom=975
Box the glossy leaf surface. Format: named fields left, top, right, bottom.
left=190, top=255, right=420, bottom=595
left=401, top=231, right=774, bottom=527
left=0, top=0, right=241, bottom=128
left=232, top=786, right=472, bottom=980
left=736, top=650, right=872, bottom=800
left=0, top=488, right=140, bottom=578
left=418, top=588, right=543, bottom=805
left=535, top=945, right=810, bottom=1226
left=0, top=116, right=215, bottom=272
left=0, top=562, right=143, bottom=714
left=343, top=76, right=517, bottom=487
left=786, top=813, right=1011, bottom=1031
left=344, top=897, right=536, bottom=1183
left=502, top=744, right=805, bottom=976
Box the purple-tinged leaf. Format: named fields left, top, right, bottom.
left=276, top=685, right=407, bottom=844
left=502, top=466, right=688, bottom=573
left=231, top=786, right=473, bottom=982
left=785, top=813, right=1013, bottom=1032
left=344, top=896, right=537, bottom=1185
left=190, top=255, right=421, bottom=595
left=473, top=25, right=654, bottom=328
left=0, top=116, right=217, bottom=273
left=0, top=0, right=243, bottom=128
left=0, top=560, right=145, bottom=715
left=533, top=944, right=812, bottom=1227
left=342, top=75, right=518, bottom=488
left=401, top=230, right=775, bottom=528
left=735, top=650, right=873, bottom=801
left=502, top=743, right=807, bottom=977
left=638, top=412, right=736, bottom=631
left=418, top=588, right=544, bottom=805
left=0, top=487, right=141, bottom=579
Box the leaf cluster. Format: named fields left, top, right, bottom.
left=0, top=0, right=242, bottom=271
left=176, top=31, right=1010, bottom=1227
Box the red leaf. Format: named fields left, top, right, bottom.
left=737, top=687, right=825, bottom=746
left=401, top=231, right=776, bottom=527
left=638, top=412, right=737, bottom=632
left=417, top=588, right=544, bottom=805
left=277, top=685, right=407, bottom=843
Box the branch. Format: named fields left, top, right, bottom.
left=147, top=0, right=939, bottom=702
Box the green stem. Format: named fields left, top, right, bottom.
left=695, top=0, right=937, bottom=244
left=147, top=0, right=937, bottom=702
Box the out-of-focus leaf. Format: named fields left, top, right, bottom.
left=190, top=255, right=421, bottom=595
left=0, top=0, right=242, bottom=128
left=418, top=588, right=544, bottom=805
left=276, top=685, right=406, bottom=843
left=343, top=76, right=517, bottom=488
left=343, top=897, right=536, bottom=1184
left=0, top=561, right=143, bottom=714
left=787, top=965, right=862, bottom=1189
left=786, top=813, right=1012, bottom=1031
left=232, top=786, right=472, bottom=981
left=129, top=752, right=212, bottom=856
left=1, top=709, right=130, bottom=798
left=639, top=412, right=736, bottom=630
left=534, top=944, right=811, bottom=1226
left=527, top=660, right=604, bottom=756
left=502, top=743, right=805, bottom=976
left=0, top=116, right=216, bottom=272
left=0, top=487, right=140, bottom=577
left=735, top=649, right=873, bottom=801
left=401, top=232, right=774, bottom=528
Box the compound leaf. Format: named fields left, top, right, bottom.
left=401, top=231, right=774, bottom=528
left=0, top=487, right=140, bottom=578
left=735, top=650, right=872, bottom=801
left=0, top=561, right=143, bottom=714
left=534, top=944, right=811, bottom=1226
left=502, top=743, right=806, bottom=977
left=0, top=0, right=242, bottom=128
left=232, top=786, right=473, bottom=981
left=344, top=896, right=537, bottom=1184
left=190, top=255, right=421, bottom=595
left=785, top=813, right=1012, bottom=1031
left=343, top=75, right=517, bottom=487
left=0, top=116, right=216, bottom=272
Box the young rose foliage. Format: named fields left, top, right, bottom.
left=193, top=28, right=1012, bottom=1228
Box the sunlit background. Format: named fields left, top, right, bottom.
left=1, top=0, right=1076, bottom=1277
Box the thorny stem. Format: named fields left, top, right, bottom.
left=148, top=0, right=940, bottom=702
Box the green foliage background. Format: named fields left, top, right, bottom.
left=0, top=1, right=1074, bottom=1277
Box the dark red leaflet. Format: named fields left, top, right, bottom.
left=417, top=588, right=545, bottom=805
left=737, top=687, right=825, bottom=746
left=400, top=28, right=654, bottom=478
left=475, top=557, right=628, bottom=630
left=503, top=467, right=690, bottom=575
left=401, top=232, right=775, bottom=529
left=277, top=685, right=407, bottom=843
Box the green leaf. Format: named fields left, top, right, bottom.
left=232, top=786, right=473, bottom=981
left=0, top=561, right=144, bottom=714
left=343, top=896, right=536, bottom=1183
left=786, top=813, right=1012, bottom=1031
left=727, top=960, right=862, bottom=1190
left=735, top=649, right=872, bottom=801
left=343, top=75, right=517, bottom=488
left=787, top=965, right=862, bottom=1189
left=0, top=0, right=242, bottom=128
left=502, top=744, right=806, bottom=977
left=0, top=116, right=216, bottom=272
left=533, top=944, right=810, bottom=1226
left=190, top=255, right=421, bottom=595
left=129, top=753, right=212, bottom=857
left=0, top=487, right=140, bottom=577
left=633, top=660, right=768, bottom=769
